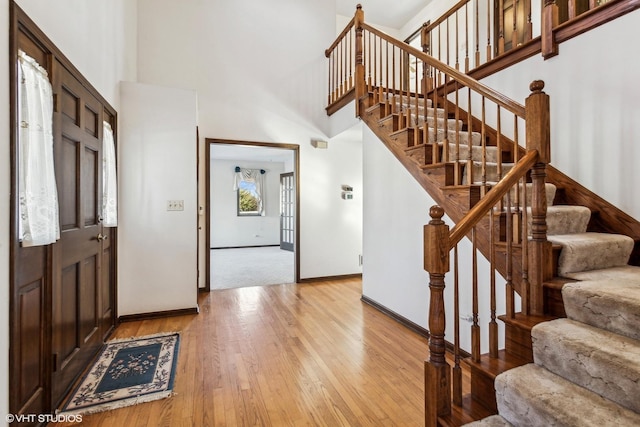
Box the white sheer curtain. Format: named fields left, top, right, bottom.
left=233, top=167, right=266, bottom=215
left=102, top=121, right=118, bottom=226
left=18, top=50, right=60, bottom=247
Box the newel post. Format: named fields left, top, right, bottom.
left=542, top=0, right=559, bottom=58
left=354, top=4, right=365, bottom=117
left=526, top=80, right=553, bottom=316
left=423, top=206, right=451, bottom=427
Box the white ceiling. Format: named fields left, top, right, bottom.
left=335, top=0, right=429, bottom=29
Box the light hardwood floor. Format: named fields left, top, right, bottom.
left=58, top=278, right=449, bottom=426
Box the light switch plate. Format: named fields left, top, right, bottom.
left=167, top=200, right=184, bottom=211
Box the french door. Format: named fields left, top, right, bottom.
left=280, top=172, right=295, bottom=252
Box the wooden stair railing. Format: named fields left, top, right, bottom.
left=326, top=2, right=640, bottom=111
left=326, top=6, right=554, bottom=426
left=327, top=6, right=640, bottom=425
left=421, top=79, right=551, bottom=426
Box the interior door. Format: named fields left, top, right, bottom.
left=280, top=172, right=294, bottom=252
left=495, top=0, right=530, bottom=54
left=50, top=59, right=105, bottom=407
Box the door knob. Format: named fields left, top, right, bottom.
left=97, top=233, right=108, bottom=242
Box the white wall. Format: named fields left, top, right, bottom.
left=302, top=129, right=364, bottom=278
left=210, top=159, right=284, bottom=248
left=362, top=126, right=509, bottom=353
left=479, top=10, right=640, bottom=221
left=118, top=82, right=198, bottom=316
left=137, top=0, right=364, bottom=279
left=362, top=126, right=432, bottom=327
left=16, top=0, right=137, bottom=113
left=0, top=1, right=137, bottom=421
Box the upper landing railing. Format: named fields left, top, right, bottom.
left=326, top=0, right=639, bottom=115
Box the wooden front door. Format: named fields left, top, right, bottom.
left=50, top=59, right=106, bottom=407
left=10, top=5, right=118, bottom=418
left=280, top=172, right=294, bottom=252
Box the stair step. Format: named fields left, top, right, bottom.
left=562, top=277, right=640, bottom=340
left=463, top=350, right=528, bottom=412
left=511, top=182, right=557, bottom=207
left=548, top=232, right=634, bottom=276
left=532, top=318, right=640, bottom=413
left=385, top=92, right=433, bottom=108
left=418, top=115, right=463, bottom=131
left=564, top=264, right=640, bottom=282
left=444, top=143, right=498, bottom=163
left=463, top=415, right=513, bottom=427
left=532, top=205, right=591, bottom=235
left=495, top=364, right=640, bottom=427
left=542, top=277, right=576, bottom=317
left=403, top=142, right=440, bottom=166
left=396, top=105, right=448, bottom=119
left=441, top=394, right=498, bottom=427
left=464, top=161, right=515, bottom=184
left=498, top=313, right=556, bottom=361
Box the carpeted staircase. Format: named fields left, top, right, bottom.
left=362, top=92, right=640, bottom=426
left=462, top=182, right=640, bottom=425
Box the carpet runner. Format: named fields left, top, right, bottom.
left=460, top=150, right=640, bottom=425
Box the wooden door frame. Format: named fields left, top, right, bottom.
left=204, top=138, right=300, bottom=291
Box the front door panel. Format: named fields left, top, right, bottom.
left=51, top=60, right=103, bottom=407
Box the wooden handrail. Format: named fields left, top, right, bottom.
left=325, top=16, right=356, bottom=57
left=361, top=23, right=526, bottom=118
left=448, top=149, right=539, bottom=248
left=425, top=0, right=471, bottom=31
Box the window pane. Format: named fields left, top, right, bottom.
left=238, top=180, right=260, bottom=215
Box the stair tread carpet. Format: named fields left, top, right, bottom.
left=494, top=363, right=640, bottom=427
left=463, top=414, right=513, bottom=427
left=530, top=205, right=591, bottom=236
left=426, top=127, right=482, bottom=145
left=532, top=317, right=640, bottom=413
left=512, top=183, right=557, bottom=208
left=387, top=93, right=433, bottom=108
left=564, top=264, right=640, bottom=282
left=466, top=161, right=515, bottom=184
left=445, top=143, right=498, bottom=163
left=416, top=115, right=464, bottom=130
left=547, top=232, right=634, bottom=276
left=562, top=277, right=640, bottom=340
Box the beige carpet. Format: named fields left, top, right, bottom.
left=211, top=246, right=294, bottom=290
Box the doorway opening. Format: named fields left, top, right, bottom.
left=205, top=139, right=300, bottom=291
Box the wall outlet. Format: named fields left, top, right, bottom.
left=167, top=200, right=184, bottom=211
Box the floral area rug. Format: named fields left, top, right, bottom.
left=60, top=332, right=180, bottom=415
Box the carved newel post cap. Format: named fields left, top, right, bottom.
left=530, top=80, right=545, bottom=93
left=429, top=205, right=445, bottom=223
